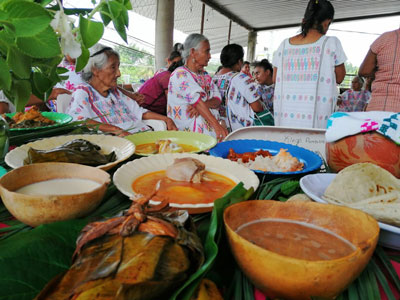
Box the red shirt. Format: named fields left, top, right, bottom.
left=138, top=71, right=171, bottom=115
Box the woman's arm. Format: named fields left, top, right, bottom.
left=335, top=64, right=346, bottom=84
left=117, top=86, right=146, bottom=106
left=193, top=100, right=228, bottom=141
left=272, top=67, right=277, bottom=84
left=359, top=50, right=377, bottom=77
left=85, top=119, right=130, bottom=137
left=205, top=97, right=221, bottom=109
left=142, top=111, right=177, bottom=130
left=250, top=100, right=264, bottom=113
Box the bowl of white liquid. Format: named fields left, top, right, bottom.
left=0, top=162, right=110, bottom=226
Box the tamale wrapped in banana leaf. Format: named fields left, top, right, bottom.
left=24, top=139, right=116, bottom=166
left=35, top=204, right=204, bottom=300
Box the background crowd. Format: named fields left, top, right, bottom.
left=3, top=0, right=399, bottom=139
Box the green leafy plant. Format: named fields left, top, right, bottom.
left=0, top=0, right=132, bottom=111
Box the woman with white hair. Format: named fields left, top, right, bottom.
left=336, top=76, right=370, bottom=112
left=67, top=44, right=177, bottom=136
left=167, top=33, right=228, bottom=140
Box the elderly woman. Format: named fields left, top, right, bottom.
left=167, top=33, right=227, bottom=140
left=213, top=43, right=263, bottom=131
left=336, top=76, right=370, bottom=112
left=67, top=44, right=177, bottom=136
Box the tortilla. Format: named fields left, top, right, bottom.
left=323, top=163, right=400, bottom=227
left=324, top=163, right=400, bottom=204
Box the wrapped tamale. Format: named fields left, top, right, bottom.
left=35, top=204, right=204, bottom=300
left=24, top=139, right=116, bottom=166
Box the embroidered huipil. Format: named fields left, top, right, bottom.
left=224, top=72, right=260, bottom=131
left=337, top=89, right=371, bottom=112
left=213, top=71, right=236, bottom=124
left=67, top=83, right=150, bottom=133
left=273, top=36, right=347, bottom=129
left=167, top=66, right=221, bottom=137
left=257, top=84, right=275, bottom=113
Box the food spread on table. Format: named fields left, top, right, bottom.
left=132, top=157, right=236, bottom=206
left=323, top=162, right=400, bottom=227
left=16, top=178, right=101, bottom=195
left=4, top=107, right=55, bottom=128
left=227, top=148, right=304, bottom=172
left=23, top=139, right=117, bottom=166
left=135, top=139, right=199, bottom=154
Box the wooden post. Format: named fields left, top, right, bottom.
left=228, top=20, right=232, bottom=44
left=200, top=3, right=205, bottom=34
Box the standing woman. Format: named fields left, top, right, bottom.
left=272, top=0, right=346, bottom=129
left=359, top=27, right=400, bottom=112
left=213, top=44, right=263, bottom=131
left=254, top=59, right=275, bottom=114
left=167, top=33, right=228, bottom=140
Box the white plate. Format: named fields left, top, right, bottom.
left=300, top=173, right=400, bottom=250
left=113, top=153, right=260, bottom=210
left=5, top=134, right=135, bottom=171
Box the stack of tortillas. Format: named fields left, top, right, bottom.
left=323, top=163, right=400, bottom=227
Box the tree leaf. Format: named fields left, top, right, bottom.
left=32, top=71, right=52, bottom=94
left=108, top=1, right=127, bottom=42
left=12, top=79, right=31, bottom=112
left=75, top=44, right=90, bottom=72
left=4, top=0, right=51, bottom=37
left=0, top=58, right=12, bottom=91
left=100, top=3, right=112, bottom=26
left=79, top=15, right=104, bottom=49
left=16, top=26, right=61, bottom=58
left=7, top=46, right=32, bottom=79
left=0, top=219, right=88, bottom=300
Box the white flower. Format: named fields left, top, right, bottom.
left=50, top=11, right=82, bottom=58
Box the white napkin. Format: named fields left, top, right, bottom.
left=326, top=111, right=400, bottom=144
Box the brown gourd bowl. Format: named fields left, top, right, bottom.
left=0, top=163, right=110, bottom=227
left=326, top=132, right=400, bottom=178
left=224, top=200, right=379, bottom=300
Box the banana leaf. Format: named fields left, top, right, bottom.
left=169, top=182, right=254, bottom=300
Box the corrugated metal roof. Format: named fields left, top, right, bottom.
left=131, top=0, right=400, bottom=53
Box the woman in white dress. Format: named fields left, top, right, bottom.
left=167, top=34, right=228, bottom=140
left=272, top=0, right=347, bottom=129
left=67, top=44, right=177, bottom=136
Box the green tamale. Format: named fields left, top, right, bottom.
left=24, top=139, right=117, bottom=167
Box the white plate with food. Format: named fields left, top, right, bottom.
left=113, top=153, right=259, bottom=213
left=300, top=172, right=400, bottom=250
left=5, top=134, right=135, bottom=171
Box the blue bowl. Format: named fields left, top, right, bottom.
left=209, top=139, right=323, bottom=175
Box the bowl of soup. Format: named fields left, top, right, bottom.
left=224, top=200, right=379, bottom=300
left=0, top=162, right=110, bottom=227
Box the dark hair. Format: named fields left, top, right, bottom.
left=254, top=59, right=273, bottom=73
left=173, top=42, right=184, bottom=53
left=168, top=50, right=181, bottom=61
left=168, top=59, right=184, bottom=73
left=301, top=0, right=334, bottom=37
left=243, top=61, right=250, bottom=65
left=220, top=44, right=244, bottom=68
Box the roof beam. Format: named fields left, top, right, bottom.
left=200, top=0, right=254, bottom=31
left=255, top=11, right=400, bottom=32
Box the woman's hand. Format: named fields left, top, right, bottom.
left=165, top=117, right=178, bottom=131
left=131, top=92, right=146, bottom=105
left=187, top=104, right=200, bottom=118
left=213, top=122, right=228, bottom=142
left=47, top=88, right=71, bottom=100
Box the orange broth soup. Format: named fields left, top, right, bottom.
left=236, top=219, right=356, bottom=261
left=132, top=170, right=236, bottom=205
left=135, top=143, right=199, bottom=154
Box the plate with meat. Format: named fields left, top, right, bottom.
left=5, top=107, right=73, bottom=131
left=209, top=139, right=322, bottom=175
